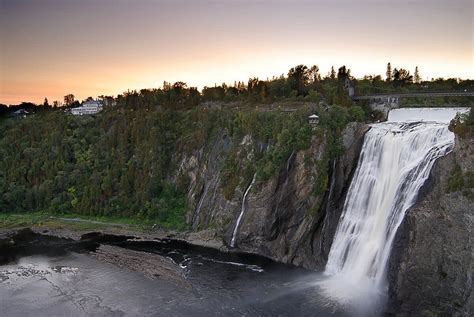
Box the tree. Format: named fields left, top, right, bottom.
left=162, top=81, right=172, bottom=92
left=393, top=68, right=413, bottom=87
left=247, top=77, right=260, bottom=94
left=288, top=64, right=310, bottom=95
left=308, top=65, right=321, bottom=83
left=0, top=103, right=8, bottom=116
left=386, top=62, right=392, bottom=82
left=414, top=66, right=421, bottom=84
left=337, top=65, right=351, bottom=81
left=202, top=86, right=225, bottom=100
left=64, top=94, right=75, bottom=107
left=247, top=78, right=269, bottom=101
left=330, top=66, right=336, bottom=79
left=43, top=97, right=49, bottom=107
left=172, top=82, right=187, bottom=95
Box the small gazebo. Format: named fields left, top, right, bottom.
left=308, top=114, right=319, bottom=126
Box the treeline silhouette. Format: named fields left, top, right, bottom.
left=2, top=64, right=472, bottom=113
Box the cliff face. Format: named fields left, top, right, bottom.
left=175, top=123, right=369, bottom=269
left=314, top=122, right=370, bottom=263
left=179, top=118, right=472, bottom=314
left=388, top=136, right=474, bottom=316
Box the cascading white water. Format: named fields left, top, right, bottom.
left=230, top=173, right=257, bottom=248
left=319, top=119, right=455, bottom=310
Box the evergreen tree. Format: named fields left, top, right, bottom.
left=64, top=94, right=75, bottom=107
left=288, top=64, right=310, bottom=95
left=386, top=62, right=392, bottom=82
left=330, top=66, right=336, bottom=79
left=414, top=66, right=421, bottom=84
left=392, top=68, right=413, bottom=87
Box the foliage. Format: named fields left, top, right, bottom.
left=0, top=109, right=193, bottom=229
left=450, top=107, right=474, bottom=139
left=0, top=211, right=154, bottom=231
left=446, top=163, right=465, bottom=193
left=465, top=171, right=474, bottom=189
left=2, top=63, right=473, bottom=116
left=392, top=68, right=413, bottom=87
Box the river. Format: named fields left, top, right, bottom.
left=0, top=236, right=353, bottom=317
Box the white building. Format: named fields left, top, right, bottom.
left=71, top=100, right=103, bottom=115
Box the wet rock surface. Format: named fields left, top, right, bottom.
left=93, top=245, right=190, bottom=288
left=388, top=136, right=474, bottom=316
left=227, top=123, right=369, bottom=269
left=0, top=228, right=99, bottom=265
left=0, top=228, right=288, bottom=287
left=179, top=123, right=369, bottom=270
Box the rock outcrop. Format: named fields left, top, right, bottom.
left=314, top=122, right=370, bottom=264
left=177, top=122, right=369, bottom=270
left=388, top=136, right=474, bottom=316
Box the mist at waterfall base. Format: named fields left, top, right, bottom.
left=317, top=108, right=466, bottom=315
left=1, top=253, right=339, bottom=316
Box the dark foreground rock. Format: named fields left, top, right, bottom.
left=93, top=245, right=190, bottom=289
left=0, top=228, right=99, bottom=265
left=388, top=136, right=474, bottom=316
left=0, top=228, right=284, bottom=290
left=0, top=229, right=189, bottom=287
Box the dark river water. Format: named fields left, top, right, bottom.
left=0, top=239, right=376, bottom=316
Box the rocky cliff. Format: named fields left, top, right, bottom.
left=388, top=136, right=474, bottom=316
left=175, top=122, right=369, bottom=270
left=180, top=117, right=473, bottom=314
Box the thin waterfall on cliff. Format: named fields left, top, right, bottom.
left=319, top=120, right=455, bottom=309
left=230, top=173, right=257, bottom=248
left=192, top=182, right=210, bottom=229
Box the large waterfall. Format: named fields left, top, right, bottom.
left=319, top=118, right=456, bottom=310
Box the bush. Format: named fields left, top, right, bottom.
left=349, top=105, right=365, bottom=122
left=446, top=164, right=464, bottom=193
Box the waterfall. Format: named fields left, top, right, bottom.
left=192, top=182, right=210, bottom=230
left=230, top=173, right=257, bottom=248
left=319, top=120, right=455, bottom=309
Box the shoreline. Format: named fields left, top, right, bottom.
left=0, top=213, right=225, bottom=250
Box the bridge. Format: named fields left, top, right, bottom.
left=352, top=91, right=474, bottom=101
left=351, top=91, right=473, bottom=116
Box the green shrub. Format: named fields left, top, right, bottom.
left=446, top=164, right=464, bottom=193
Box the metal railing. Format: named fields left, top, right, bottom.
left=352, top=91, right=474, bottom=100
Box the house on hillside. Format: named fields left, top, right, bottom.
left=71, top=100, right=103, bottom=115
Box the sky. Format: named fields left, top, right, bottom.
left=0, top=0, right=472, bottom=105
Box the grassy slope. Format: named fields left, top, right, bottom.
left=0, top=212, right=155, bottom=232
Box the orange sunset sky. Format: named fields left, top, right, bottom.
left=0, top=0, right=473, bottom=105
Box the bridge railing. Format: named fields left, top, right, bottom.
left=352, top=91, right=474, bottom=100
